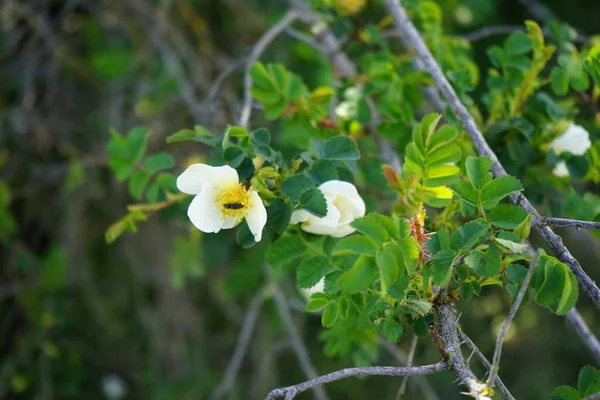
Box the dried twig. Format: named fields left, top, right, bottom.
left=380, top=339, right=441, bottom=400
left=565, top=309, right=600, bottom=366
left=210, top=288, right=266, bottom=400
left=488, top=251, right=540, bottom=388
left=383, top=0, right=600, bottom=312
left=264, top=362, right=447, bottom=400
left=436, top=303, right=492, bottom=400
left=396, top=335, right=418, bottom=399
left=532, top=217, right=600, bottom=231
left=272, top=286, right=329, bottom=400
left=461, top=25, right=526, bottom=42
left=239, top=11, right=300, bottom=128
left=459, top=333, right=516, bottom=400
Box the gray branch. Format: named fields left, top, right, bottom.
left=273, top=286, right=329, bottom=400
left=532, top=217, right=600, bottom=231
left=436, top=303, right=492, bottom=400
left=488, top=251, right=540, bottom=388
left=210, top=288, right=266, bottom=400
left=380, top=339, right=441, bottom=400
left=264, top=362, right=447, bottom=400
left=461, top=25, right=526, bottom=42
left=396, top=335, right=418, bottom=399
left=583, top=394, right=600, bottom=400
left=239, top=11, right=300, bottom=128
left=383, top=0, right=600, bottom=312
left=459, top=333, right=516, bottom=400
left=565, top=309, right=600, bottom=366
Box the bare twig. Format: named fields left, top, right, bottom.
left=565, top=309, right=600, bottom=366
left=459, top=333, right=516, bottom=400
left=264, top=362, right=447, bottom=400
left=272, top=286, right=329, bottom=400
left=210, top=288, right=266, bottom=400
left=239, top=11, right=300, bottom=128
left=461, top=25, right=526, bottom=42
left=515, top=0, right=556, bottom=22
left=488, top=251, right=540, bottom=388
left=207, top=58, right=246, bottom=127
left=436, top=303, right=492, bottom=400
left=285, top=28, right=327, bottom=54
left=532, top=217, right=600, bottom=231
left=396, top=335, right=418, bottom=399
left=583, top=393, right=600, bottom=400
left=383, top=0, right=600, bottom=312
left=380, top=339, right=441, bottom=400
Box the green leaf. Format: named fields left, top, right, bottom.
left=551, top=67, right=569, bottom=95
left=144, top=153, right=174, bottom=173
left=488, top=204, right=528, bottom=229
left=465, top=156, right=494, bottom=189
left=305, top=159, right=338, bottom=184
left=338, top=297, right=351, bottom=319
left=337, top=256, right=377, bottom=294
left=432, top=250, right=456, bottom=286
left=266, top=235, right=306, bottom=268
left=377, top=318, right=405, bottom=343
left=480, top=176, right=523, bottom=209
left=296, top=188, right=327, bottom=217
left=506, top=264, right=527, bottom=283
left=251, top=128, right=271, bottom=145
left=578, top=365, right=600, bottom=396
left=322, top=302, right=339, bottom=327
left=533, top=256, right=578, bottom=315
left=514, top=213, right=534, bottom=240
left=504, top=31, right=532, bottom=55
left=306, top=297, right=328, bottom=312
left=236, top=219, right=256, bottom=249
left=450, top=221, right=489, bottom=252
left=351, top=214, right=389, bottom=245
left=376, top=247, right=398, bottom=296
left=281, top=175, right=315, bottom=201
left=333, top=236, right=378, bottom=256
left=452, top=181, right=479, bottom=206
left=250, top=62, right=274, bottom=89
left=297, top=256, right=329, bottom=289
left=551, top=386, right=580, bottom=400
left=129, top=170, right=150, bottom=200
left=323, top=136, right=360, bottom=161
left=465, top=245, right=502, bottom=277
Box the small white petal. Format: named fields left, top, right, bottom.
left=320, top=180, right=366, bottom=217
left=553, top=162, right=570, bottom=177
left=187, top=188, right=224, bottom=233
left=177, top=164, right=239, bottom=195
left=549, top=124, right=592, bottom=156
left=245, top=191, right=267, bottom=242
left=290, top=209, right=311, bottom=224
left=222, top=216, right=241, bottom=229
left=300, top=278, right=325, bottom=302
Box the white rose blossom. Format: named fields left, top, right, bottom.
left=176, top=164, right=267, bottom=242
left=548, top=123, right=592, bottom=177
left=300, top=277, right=325, bottom=302
left=291, top=180, right=366, bottom=238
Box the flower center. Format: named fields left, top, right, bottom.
left=215, top=183, right=250, bottom=219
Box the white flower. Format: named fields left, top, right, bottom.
left=548, top=123, right=592, bottom=177
left=300, top=278, right=325, bottom=302
left=177, top=164, right=267, bottom=242
left=291, top=180, right=366, bottom=238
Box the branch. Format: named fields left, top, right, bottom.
left=380, top=339, right=441, bottom=400
left=532, top=217, right=600, bottom=231
left=207, top=57, right=246, bottom=127
left=383, top=0, right=600, bottom=312
left=459, top=333, right=516, bottom=400
left=239, top=11, right=300, bottom=128
left=461, top=25, right=526, bottom=42
left=436, top=303, right=492, bottom=400
left=488, top=251, right=540, bottom=388
left=264, top=362, right=447, bottom=400
left=565, top=309, right=600, bottom=366
left=396, top=335, right=418, bottom=399
left=583, top=393, right=600, bottom=400
left=515, top=0, right=556, bottom=22
left=272, top=286, right=329, bottom=400
left=210, top=288, right=266, bottom=400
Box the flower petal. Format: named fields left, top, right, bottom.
left=553, top=162, right=570, bottom=177
left=177, top=164, right=239, bottom=195
left=549, top=124, right=591, bottom=156
left=187, top=188, right=224, bottom=233
left=245, top=191, right=267, bottom=242
left=222, top=216, right=241, bottom=229
left=300, top=277, right=325, bottom=302
left=319, top=180, right=365, bottom=217
left=291, top=209, right=311, bottom=224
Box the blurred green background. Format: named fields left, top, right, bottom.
left=1, top=0, right=599, bottom=399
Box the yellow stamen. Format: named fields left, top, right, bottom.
left=215, top=183, right=250, bottom=219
